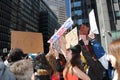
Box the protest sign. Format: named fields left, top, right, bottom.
left=48, top=17, right=73, bottom=43
left=89, top=9, right=99, bottom=34
left=52, top=29, right=61, bottom=53
left=65, top=27, right=78, bottom=49
left=11, top=31, right=44, bottom=54
left=59, top=36, right=67, bottom=55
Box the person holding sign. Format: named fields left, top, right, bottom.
left=63, top=43, right=90, bottom=80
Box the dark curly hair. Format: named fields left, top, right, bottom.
left=33, top=53, right=53, bottom=74
left=8, top=48, right=26, bottom=62
left=70, top=43, right=83, bottom=70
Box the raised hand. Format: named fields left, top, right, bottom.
left=88, top=31, right=95, bottom=39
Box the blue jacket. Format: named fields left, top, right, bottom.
left=0, top=61, right=16, bottom=80
left=91, top=39, right=109, bottom=70
left=91, top=39, right=105, bottom=59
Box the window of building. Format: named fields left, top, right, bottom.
left=73, top=1, right=81, bottom=7
left=113, top=0, right=118, bottom=3
left=83, top=19, right=89, bottom=23
left=115, top=11, right=120, bottom=19
left=77, top=19, right=82, bottom=25
left=74, top=10, right=82, bottom=16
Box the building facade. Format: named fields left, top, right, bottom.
left=0, top=0, right=59, bottom=55
left=71, top=0, right=101, bottom=43
left=44, top=0, right=67, bottom=25
left=71, top=0, right=92, bottom=29
left=95, top=0, right=120, bottom=51
left=66, top=0, right=71, bottom=17
left=71, top=0, right=120, bottom=51
left=39, top=0, right=59, bottom=53
left=0, top=0, right=40, bottom=55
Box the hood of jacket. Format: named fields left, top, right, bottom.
left=0, top=61, right=16, bottom=80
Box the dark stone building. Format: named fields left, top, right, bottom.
left=0, top=0, right=59, bottom=55
left=39, top=0, right=60, bottom=53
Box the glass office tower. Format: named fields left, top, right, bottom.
left=0, top=0, right=59, bottom=55
left=71, top=0, right=92, bottom=29
left=44, top=0, right=67, bottom=25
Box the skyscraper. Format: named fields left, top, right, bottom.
left=0, top=0, right=40, bottom=55
left=66, top=0, right=71, bottom=17
left=71, top=0, right=92, bottom=28
left=71, top=0, right=102, bottom=44
left=0, top=0, right=59, bottom=55
left=44, top=0, right=67, bottom=25
left=39, top=0, right=60, bottom=53
left=95, top=0, right=120, bottom=51
left=71, top=0, right=120, bottom=51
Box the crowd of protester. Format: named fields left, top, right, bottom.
left=0, top=30, right=120, bottom=80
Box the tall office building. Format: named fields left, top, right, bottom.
left=71, top=0, right=92, bottom=29
left=95, top=0, right=120, bottom=51
left=71, top=0, right=120, bottom=51
left=66, top=0, right=71, bottom=17
left=0, top=0, right=59, bottom=55
left=39, top=0, right=59, bottom=53
left=71, top=0, right=101, bottom=43
left=44, top=0, right=67, bottom=25
left=0, top=0, right=40, bottom=55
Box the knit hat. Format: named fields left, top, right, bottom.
left=70, top=43, right=81, bottom=54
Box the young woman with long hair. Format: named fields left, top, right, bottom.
left=63, top=44, right=90, bottom=80
left=108, top=38, right=120, bottom=80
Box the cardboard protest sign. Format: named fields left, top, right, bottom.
left=59, top=36, right=67, bottom=55
left=52, top=39, right=62, bottom=54
left=65, top=27, right=78, bottom=49
left=48, top=17, right=73, bottom=43
left=51, top=29, right=61, bottom=53
left=89, top=9, right=99, bottom=34
left=11, top=31, right=44, bottom=54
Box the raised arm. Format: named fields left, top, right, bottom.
left=73, top=66, right=90, bottom=80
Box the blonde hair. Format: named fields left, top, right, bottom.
left=46, top=53, right=57, bottom=73
left=108, top=38, right=120, bottom=80
left=10, top=60, right=33, bottom=80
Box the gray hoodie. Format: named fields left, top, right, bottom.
left=0, top=59, right=16, bottom=80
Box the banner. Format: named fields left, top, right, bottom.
left=65, top=27, right=78, bottom=49
left=89, top=9, right=99, bottom=34
left=59, top=36, right=67, bottom=55
left=52, top=29, right=61, bottom=53
left=48, top=17, right=73, bottom=43
left=11, top=31, right=44, bottom=54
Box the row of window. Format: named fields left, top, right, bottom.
left=72, top=10, right=82, bottom=16
left=76, top=19, right=89, bottom=25
left=0, top=17, right=11, bottom=28
left=0, top=40, right=10, bottom=49
left=0, top=11, right=38, bottom=32
left=0, top=10, right=11, bottom=20
left=0, top=2, right=12, bottom=14
left=71, top=1, right=82, bottom=7
left=0, top=1, right=39, bottom=28
left=115, top=11, right=120, bottom=19
left=0, top=25, right=10, bottom=35
left=113, top=0, right=120, bottom=3
left=0, top=33, right=10, bottom=42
